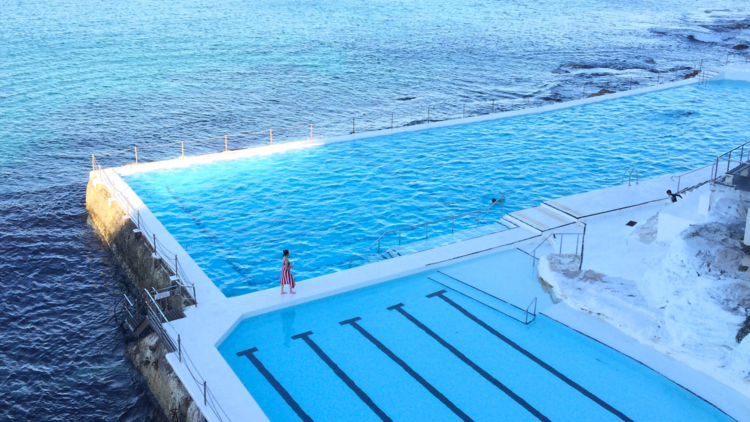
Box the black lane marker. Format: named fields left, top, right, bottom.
left=428, top=290, right=634, bottom=422
left=291, top=331, right=392, bottom=422
left=387, top=303, right=551, bottom=422
left=236, top=347, right=314, bottom=422
left=340, top=317, right=474, bottom=422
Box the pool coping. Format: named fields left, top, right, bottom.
left=93, top=67, right=750, bottom=422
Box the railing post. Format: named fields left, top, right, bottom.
left=270, top=129, right=273, bottom=145
left=181, top=141, right=185, bottom=158
left=224, top=134, right=228, bottom=151
left=728, top=151, right=732, bottom=173
left=178, top=335, right=182, bottom=362
left=204, top=381, right=207, bottom=405
left=175, top=255, right=179, bottom=276
left=134, top=147, right=138, bottom=164
left=91, top=154, right=95, bottom=171
left=351, top=118, right=355, bottom=134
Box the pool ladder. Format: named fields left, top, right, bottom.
left=621, top=167, right=639, bottom=186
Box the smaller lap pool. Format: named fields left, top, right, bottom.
left=218, top=251, right=731, bottom=422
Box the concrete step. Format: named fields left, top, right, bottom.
left=507, top=206, right=576, bottom=232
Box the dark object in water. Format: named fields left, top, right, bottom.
left=684, top=69, right=700, bottom=79
left=587, top=89, right=615, bottom=98
left=733, top=44, right=749, bottom=50
left=397, top=97, right=416, bottom=101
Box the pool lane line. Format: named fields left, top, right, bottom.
left=387, top=303, right=551, bottom=422
left=340, top=317, right=474, bottom=422
left=291, top=331, right=392, bottom=422
left=427, top=290, right=635, bottom=422
left=236, top=347, right=314, bottom=422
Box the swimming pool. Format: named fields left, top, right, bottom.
left=217, top=260, right=732, bottom=422
left=122, top=80, right=750, bottom=297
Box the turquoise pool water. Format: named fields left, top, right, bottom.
left=123, top=80, right=750, bottom=297
left=218, top=265, right=732, bottom=422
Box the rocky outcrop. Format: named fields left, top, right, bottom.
left=684, top=69, right=700, bottom=79
left=587, top=89, right=615, bottom=98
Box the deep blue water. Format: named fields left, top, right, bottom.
left=1, top=0, right=749, bottom=419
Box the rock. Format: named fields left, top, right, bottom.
left=733, top=44, right=749, bottom=50
left=587, top=89, right=615, bottom=98
left=684, top=69, right=700, bottom=79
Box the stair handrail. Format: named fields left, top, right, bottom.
left=713, top=139, right=750, bottom=182
left=524, top=297, right=538, bottom=324
left=670, top=162, right=716, bottom=193
left=368, top=194, right=507, bottom=252
left=531, top=229, right=585, bottom=271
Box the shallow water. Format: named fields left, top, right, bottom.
left=1, top=0, right=749, bottom=419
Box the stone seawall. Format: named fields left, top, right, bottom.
left=86, top=175, right=205, bottom=422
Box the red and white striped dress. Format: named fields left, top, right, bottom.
left=280, top=262, right=295, bottom=288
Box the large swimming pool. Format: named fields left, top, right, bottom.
left=217, top=260, right=732, bottom=422
left=123, top=80, right=750, bottom=297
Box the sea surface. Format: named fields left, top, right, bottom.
left=1, top=0, right=749, bottom=419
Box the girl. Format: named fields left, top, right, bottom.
left=280, top=250, right=296, bottom=294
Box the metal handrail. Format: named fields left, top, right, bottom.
left=531, top=231, right=585, bottom=271
left=368, top=194, right=507, bottom=252
left=620, top=166, right=639, bottom=186
left=670, top=162, right=716, bottom=193
left=524, top=297, right=538, bottom=324
left=713, top=139, right=750, bottom=182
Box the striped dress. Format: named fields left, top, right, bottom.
left=280, top=262, right=295, bottom=287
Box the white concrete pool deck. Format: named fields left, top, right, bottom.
left=93, top=65, right=750, bottom=422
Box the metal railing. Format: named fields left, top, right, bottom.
left=671, top=162, right=717, bottom=193
left=531, top=231, right=585, bottom=270
left=621, top=166, right=639, bottom=186
left=524, top=297, right=538, bottom=324
left=713, top=139, right=750, bottom=183
left=89, top=58, right=729, bottom=170
left=92, top=156, right=198, bottom=309
left=369, top=195, right=507, bottom=253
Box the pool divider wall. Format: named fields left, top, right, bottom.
left=85, top=175, right=207, bottom=422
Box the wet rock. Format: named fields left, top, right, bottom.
left=684, top=69, right=700, bottom=79
left=587, top=89, right=615, bottom=98
left=733, top=44, right=749, bottom=50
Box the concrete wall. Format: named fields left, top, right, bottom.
left=86, top=177, right=205, bottom=422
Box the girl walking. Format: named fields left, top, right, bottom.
left=280, top=250, right=296, bottom=294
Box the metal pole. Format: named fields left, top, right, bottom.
left=153, top=234, right=156, bottom=251
left=181, top=141, right=185, bottom=158
left=728, top=151, right=732, bottom=173
left=270, top=129, right=273, bottom=145
left=175, top=255, right=179, bottom=276
left=352, top=118, right=355, bottom=134
left=225, top=134, right=228, bottom=151
left=204, top=381, right=207, bottom=405
left=91, top=154, right=95, bottom=171
left=137, top=210, right=140, bottom=228
left=178, top=335, right=182, bottom=362
left=134, top=147, right=138, bottom=164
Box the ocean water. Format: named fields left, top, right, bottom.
left=1, top=0, right=749, bottom=419
left=124, top=80, right=750, bottom=297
